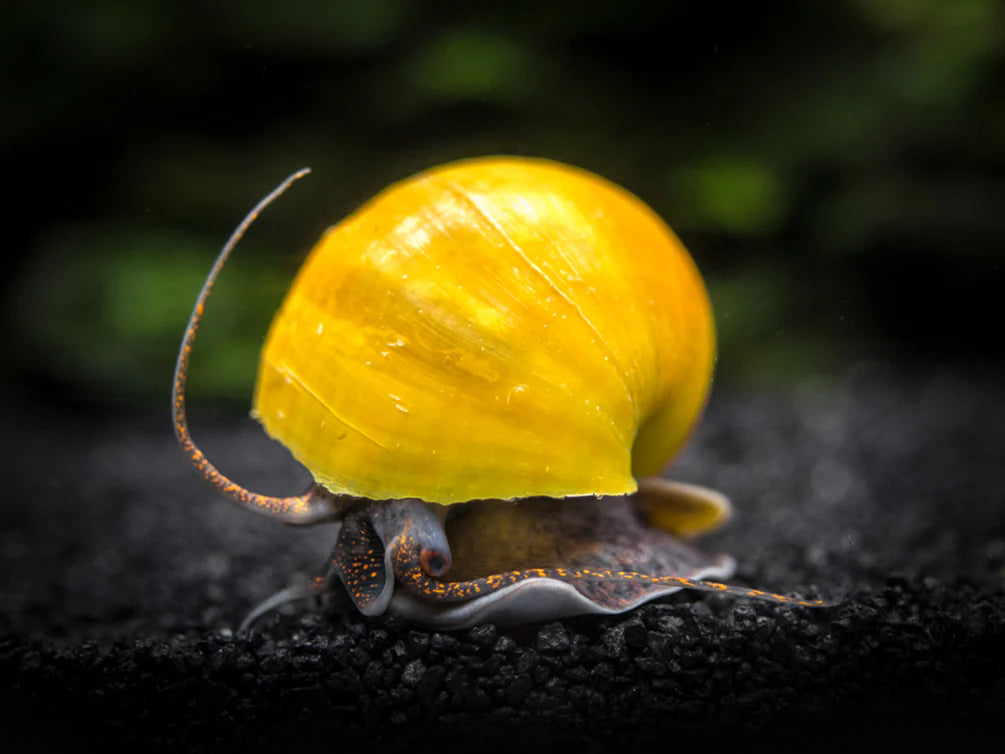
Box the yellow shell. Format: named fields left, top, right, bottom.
left=252, top=157, right=714, bottom=504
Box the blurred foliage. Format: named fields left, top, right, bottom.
left=11, top=227, right=291, bottom=405
left=2, top=0, right=1003, bottom=410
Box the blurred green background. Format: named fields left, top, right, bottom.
left=3, top=0, right=1003, bottom=412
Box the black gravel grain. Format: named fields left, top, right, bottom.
left=2, top=363, right=1003, bottom=753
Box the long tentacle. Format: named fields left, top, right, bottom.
left=172, top=168, right=336, bottom=525
left=238, top=576, right=330, bottom=632
left=391, top=525, right=828, bottom=608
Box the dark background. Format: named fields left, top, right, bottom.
left=3, top=0, right=1003, bottom=408
left=2, top=2, right=1004, bottom=752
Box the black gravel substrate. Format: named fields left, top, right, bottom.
left=2, top=362, right=1003, bottom=752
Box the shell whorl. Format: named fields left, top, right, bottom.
left=252, top=157, right=714, bottom=503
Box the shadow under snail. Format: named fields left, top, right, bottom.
left=173, top=157, right=827, bottom=630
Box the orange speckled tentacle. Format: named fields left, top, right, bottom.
left=391, top=526, right=828, bottom=609
left=172, top=168, right=334, bottom=525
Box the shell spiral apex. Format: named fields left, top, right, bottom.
left=252, top=157, right=715, bottom=504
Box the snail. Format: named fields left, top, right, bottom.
left=173, top=158, right=826, bottom=630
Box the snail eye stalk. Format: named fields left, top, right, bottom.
left=420, top=549, right=451, bottom=578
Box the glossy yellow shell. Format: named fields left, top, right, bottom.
left=252, top=157, right=714, bottom=504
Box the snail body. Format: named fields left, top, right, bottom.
left=173, top=159, right=825, bottom=630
